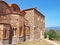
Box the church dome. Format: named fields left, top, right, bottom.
left=10, top=4, right=20, bottom=13
left=0, top=1, right=10, bottom=14
left=0, top=1, right=9, bottom=8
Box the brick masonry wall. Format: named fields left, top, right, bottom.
left=24, top=9, right=45, bottom=40
left=24, top=9, right=35, bottom=40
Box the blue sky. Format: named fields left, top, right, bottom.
left=4, top=0, right=60, bottom=27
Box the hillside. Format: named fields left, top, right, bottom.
left=46, top=26, right=60, bottom=30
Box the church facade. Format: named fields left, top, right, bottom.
left=0, top=1, right=45, bottom=44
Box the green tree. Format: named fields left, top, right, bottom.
left=48, top=29, right=56, bottom=40
left=55, top=33, right=60, bottom=41
left=44, top=31, right=48, bottom=38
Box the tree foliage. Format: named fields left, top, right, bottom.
left=44, top=29, right=56, bottom=40
left=44, top=29, right=60, bottom=40
left=48, top=29, right=56, bottom=40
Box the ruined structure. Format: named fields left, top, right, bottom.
left=0, top=1, right=45, bottom=45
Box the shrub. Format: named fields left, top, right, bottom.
left=44, top=31, right=47, bottom=38
left=48, top=29, right=56, bottom=40
left=56, top=34, right=60, bottom=41
left=44, top=29, right=57, bottom=40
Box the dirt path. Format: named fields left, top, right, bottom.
left=44, top=39, right=60, bottom=45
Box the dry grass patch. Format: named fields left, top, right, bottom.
left=16, top=39, right=54, bottom=45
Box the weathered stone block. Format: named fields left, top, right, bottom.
left=25, top=35, right=30, bottom=41
left=3, top=40, right=9, bottom=44
left=12, top=36, right=24, bottom=44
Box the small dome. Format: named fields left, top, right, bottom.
left=11, top=4, right=20, bottom=12
left=0, top=1, right=10, bottom=8
left=0, top=1, right=10, bottom=14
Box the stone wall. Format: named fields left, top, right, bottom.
left=24, top=9, right=35, bottom=40
left=24, top=8, right=45, bottom=40
left=0, top=23, right=11, bottom=44
left=34, top=9, right=45, bottom=39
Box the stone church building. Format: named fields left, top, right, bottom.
left=0, top=1, right=45, bottom=45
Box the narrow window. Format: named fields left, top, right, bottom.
left=4, top=30, right=6, bottom=38
left=13, top=27, right=17, bottom=36
left=19, top=27, right=22, bottom=36
left=0, top=8, right=3, bottom=13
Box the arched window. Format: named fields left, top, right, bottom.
left=0, top=8, right=3, bottom=13
left=4, top=29, right=6, bottom=38
left=13, top=27, right=17, bottom=36
left=19, top=26, right=22, bottom=36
